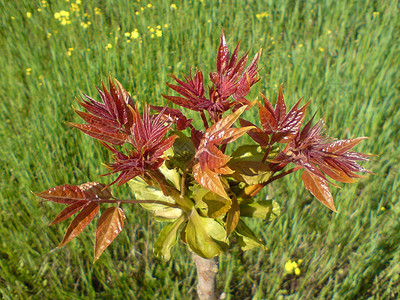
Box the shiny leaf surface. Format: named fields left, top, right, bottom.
left=94, top=206, right=126, bottom=262
left=301, top=170, right=336, bottom=212
left=35, top=184, right=86, bottom=204
left=59, top=202, right=100, bottom=247
left=154, top=215, right=186, bottom=261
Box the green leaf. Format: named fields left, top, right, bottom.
left=240, top=199, right=280, bottom=221
left=154, top=215, right=186, bottom=261
left=226, top=196, right=240, bottom=236
left=128, top=177, right=182, bottom=220
left=190, top=185, right=231, bottom=218
left=159, top=162, right=181, bottom=191
left=185, top=210, right=228, bottom=258
left=235, top=220, right=266, bottom=251
left=231, top=144, right=280, bottom=161
left=165, top=131, right=195, bottom=171
left=202, top=192, right=231, bottom=218
left=229, top=160, right=273, bottom=185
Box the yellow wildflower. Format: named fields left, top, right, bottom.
left=318, top=47, right=324, bottom=52
left=80, top=22, right=91, bottom=28
left=150, top=34, right=155, bottom=38
left=164, top=24, right=170, bottom=29
left=131, top=30, right=139, bottom=39
left=373, top=11, right=379, bottom=17
left=26, top=68, right=32, bottom=75
left=37, top=8, right=42, bottom=12
left=156, top=25, right=161, bottom=29
left=149, top=27, right=155, bottom=33
left=94, top=7, right=101, bottom=15
left=41, top=0, right=48, bottom=7
left=76, top=0, right=82, bottom=4
left=27, top=12, right=32, bottom=18
left=55, top=10, right=71, bottom=25
left=285, top=259, right=303, bottom=275
left=11, top=16, right=15, bottom=20
left=71, top=3, right=80, bottom=12
left=170, top=4, right=177, bottom=10
left=105, top=43, right=113, bottom=50
left=60, top=19, right=71, bottom=25
left=155, top=29, right=162, bottom=37
left=66, top=47, right=74, bottom=56
left=256, top=12, right=268, bottom=19
left=135, top=11, right=140, bottom=15
left=147, top=4, right=152, bottom=8
left=60, top=10, right=70, bottom=17
left=124, top=32, right=131, bottom=37
left=47, top=32, right=52, bottom=38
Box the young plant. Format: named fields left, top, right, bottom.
left=35, top=31, right=370, bottom=299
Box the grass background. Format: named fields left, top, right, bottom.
left=1, top=0, right=399, bottom=299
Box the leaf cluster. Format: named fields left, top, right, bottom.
left=35, top=31, right=370, bottom=261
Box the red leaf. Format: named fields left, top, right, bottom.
left=239, top=118, right=269, bottom=147
left=197, top=143, right=231, bottom=171
left=203, top=105, right=251, bottom=145
left=79, top=182, right=113, bottom=200
left=318, top=159, right=357, bottom=183
left=58, top=202, right=100, bottom=247
left=301, top=170, right=337, bottom=212
left=35, top=184, right=86, bottom=204
left=275, top=84, right=287, bottom=123
left=67, top=122, right=127, bottom=145
left=193, top=164, right=228, bottom=199
left=48, top=200, right=89, bottom=226
left=94, top=207, right=126, bottom=262
left=322, top=137, right=368, bottom=155
left=217, top=31, right=229, bottom=74
left=73, top=108, right=121, bottom=134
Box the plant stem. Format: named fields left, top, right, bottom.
left=193, top=253, right=219, bottom=300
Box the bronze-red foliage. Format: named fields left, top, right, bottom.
left=163, top=31, right=261, bottom=122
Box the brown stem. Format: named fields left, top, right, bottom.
left=193, top=253, right=219, bottom=300
left=249, top=166, right=302, bottom=197
left=200, top=111, right=209, bottom=129
left=97, top=198, right=179, bottom=208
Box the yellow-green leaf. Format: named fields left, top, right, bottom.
left=154, top=215, right=186, bottom=261
left=240, top=199, right=280, bottom=221
left=185, top=210, right=227, bottom=258
left=235, top=220, right=266, bottom=251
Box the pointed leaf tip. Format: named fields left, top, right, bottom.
left=58, top=202, right=100, bottom=247
left=301, top=170, right=337, bottom=212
